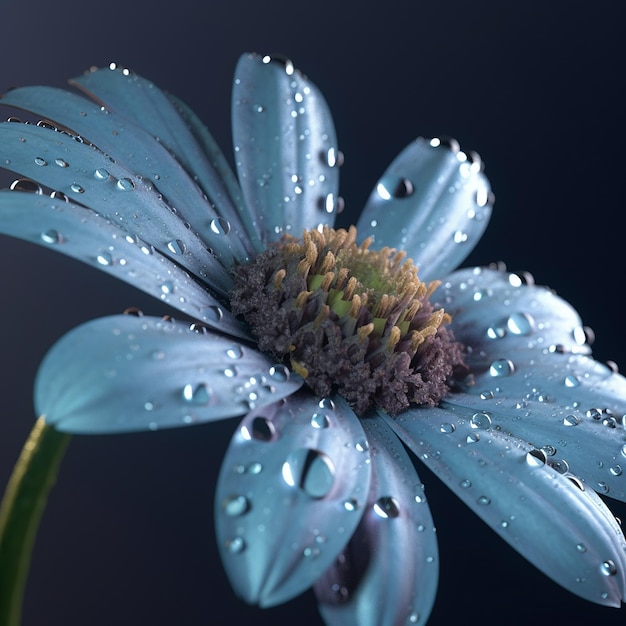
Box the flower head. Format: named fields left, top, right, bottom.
left=2, top=53, right=626, bottom=624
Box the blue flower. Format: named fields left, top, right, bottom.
left=2, top=52, right=626, bottom=624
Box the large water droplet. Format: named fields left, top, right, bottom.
left=470, top=412, right=492, bottom=429
left=10, top=178, right=42, bottom=193
left=182, top=383, right=212, bottom=405
left=376, top=177, right=414, bottom=200
left=94, top=168, right=110, bottom=180
left=116, top=177, right=135, bottom=191
left=507, top=312, right=535, bottom=335
left=311, top=413, right=330, bottom=429
left=489, top=359, right=515, bottom=377
left=96, top=251, right=113, bottom=266
left=269, top=365, right=289, bottom=382
left=282, top=448, right=335, bottom=498
left=70, top=183, right=84, bottom=194
left=34, top=157, right=48, bottom=166
left=373, top=496, right=400, bottom=519
left=210, top=217, right=231, bottom=235
left=225, top=536, right=246, bottom=554
left=226, top=345, right=244, bottom=359
left=526, top=449, right=547, bottom=467
left=55, top=158, right=69, bottom=168
left=563, top=414, right=581, bottom=427
left=250, top=416, right=276, bottom=442
left=600, top=560, right=617, bottom=576
left=167, top=239, right=187, bottom=255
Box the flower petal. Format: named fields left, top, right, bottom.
left=231, top=52, right=341, bottom=244
left=356, top=138, right=492, bottom=281
left=0, top=121, right=233, bottom=294
left=0, top=190, right=247, bottom=339
left=214, top=392, right=371, bottom=607
left=35, top=315, right=302, bottom=433
left=383, top=406, right=626, bottom=607
left=314, top=416, right=438, bottom=626
left=439, top=266, right=626, bottom=501
left=2, top=83, right=255, bottom=263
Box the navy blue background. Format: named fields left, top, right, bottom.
left=1, top=1, right=625, bottom=624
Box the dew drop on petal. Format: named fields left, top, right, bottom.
left=310, top=413, right=330, bottom=429
left=470, top=412, right=492, bottom=429
left=563, top=414, right=581, bottom=427
left=116, top=177, right=135, bottom=191
left=526, top=448, right=547, bottom=467
left=225, top=536, right=246, bottom=554
left=600, top=560, right=617, bottom=576
left=564, top=374, right=581, bottom=388
left=167, top=239, right=187, bottom=255
left=249, top=416, right=276, bottom=442
left=96, top=251, right=113, bottom=266
left=226, top=345, right=244, bottom=359
left=94, top=168, right=110, bottom=180
left=507, top=312, right=535, bottom=335
left=40, top=229, right=62, bottom=244
left=210, top=217, right=231, bottom=235
left=282, top=449, right=334, bottom=498
left=34, top=157, right=48, bottom=166
left=439, top=422, right=456, bottom=434
left=70, top=183, right=84, bottom=194
left=269, top=365, right=290, bottom=382
left=55, top=158, right=69, bottom=168
left=222, top=495, right=250, bottom=517
left=489, top=359, right=515, bottom=377
left=477, top=495, right=491, bottom=505
left=182, top=383, right=212, bottom=405
left=373, top=496, right=400, bottom=519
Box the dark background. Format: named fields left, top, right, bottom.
left=1, top=0, right=625, bottom=624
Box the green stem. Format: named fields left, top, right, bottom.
left=0, top=418, right=70, bottom=626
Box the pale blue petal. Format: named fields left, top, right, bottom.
left=2, top=84, right=254, bottom=262
left=35, top=315, right=302, bottom=433
left=215, top=392, right=371, bottom=607
left=0, top=121, right=233, bottom=294
left=384, top=406, right=626, bottom=607
left=231, top=53, right=340, bottom=244
left=72, top=64, right=258, bottom=252
left=315, top=417, right=438, bottom=626
left=0, top=190, right=247, bottom=339
left=439, top=266, right=626, bottom=501
left=356, top=138, right=492, bottom=281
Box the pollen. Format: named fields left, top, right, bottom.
left=229, top=226, right=468, bottom=415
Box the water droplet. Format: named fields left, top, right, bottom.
left=526, top=449, right=547, bottom=467
left=597, top=481, right=610, bottom=494
left=249, top=416, right=275, bottom=442
left=247, top=462, right=263, bottom=474
left=453, top=230, right=468, bottom=244
left=318, top=193, right=344, bottom=214
left=55, top=158, right=69, bottom=168
left=477, top=495, right=491, bottom=505
left=182, top=383, right=212, bottom=405
left=210, top=217, right=231, bottom=235
left=323, top=147, right=343, bottom=168
left=10, top=178, right=42, bottom=193
left=408, top=611, right=420, bottom=623
left=507, top=312, right=535, bottom=335
left=93, top=168, right=109, bottom=180
left=311, top=413, right=330, bottom=429
left=282, top=448, right=335, bottom=498
left=466, top=432, right=480, bottom=444
left=376, top=177, right=414, bottom=200
left=600, top=560, right=617, bottom=576
left=343, top=498, right=358, bottom=511
left=222, top=495, right=250, bottom=517
left=70, top=183, right=84, bottom=194
left=564, top=374, right=581, bottom=388
left=586, top=408, right=603, bottom=421
left=318, top=398, right=335, bottom=410
left=439, top=422, right=456, bottom=434
left=167, top=239, right=186, bottom=255
left=34, top=156, right=48, bottom=166
left=269, top=365, right=289, bottom=382
left=40, top=229, right=62, bottom=244
left=563, top=414, right=581, bottom=427
left=225, top=536, right=246, bottom=554
left=610, top=465, right=622, bottom=476
left=226, top=345, right=244, bottom=359
left=116, top=177, right=134, bottom=191
left=96, top=251, right=113, bottom=266
left=576, top=543, right=587, bottom=553
left=486, top=326, right=506, bottom=339
left=489, top=359, right=515, bottom=377
left=460, top=479, right=472, bottom=488
left=470, top=412, right=492, bottom=429
left=480, top=390, right=494, bottom=400
left=160, top=280, right=174, bottom=294
left=373, top=496, right=400, bottom=519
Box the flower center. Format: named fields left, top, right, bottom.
left=229, top=226, right=467, bottom=415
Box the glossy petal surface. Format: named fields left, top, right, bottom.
left=384, top=406, right=626, bottom=607
left=356, top=138, right=492, bottom=281
left=0, top=121, right=233, bottom=294
left=232, top=53, right=340, bottom=244
left=439, top=267, right=626, bottom=500
left=35, top=315, right=302, bottom=433
left=315, top=417, right=438, bottom=626
left=2, top=85, right=253, bottom=264
left=0, top=190, right=247, bottom=338
left=215, top=393, right=371, bottom=607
